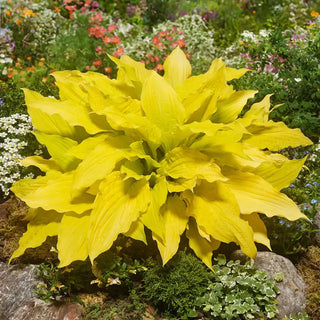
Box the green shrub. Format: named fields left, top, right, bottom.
left=142, top=251, right=211, bottom=318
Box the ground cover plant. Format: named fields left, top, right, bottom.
left=0, top=1, right=320, bottom=319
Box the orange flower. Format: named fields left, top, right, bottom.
left=7, top=73, right=13, bottom=79
left=154, top=64, right=164, bottom=71
left=6, top=10, right=11, bottom=16
left=54, top=7, right=61, bottom=12
left=310, top=10, right=319, bottom=18
left=104, top=67, right=112, bottom=73
left=40, top=57, right=45, bottom=61
left=253, top=10, right=256, bottom=14
left=27, top=56, right=32, bottom=60
left=177, top=38, right=186, bottom=48
left=42, top=77, right=47, bottom=82
left=16, top=18, right=22, bottom=25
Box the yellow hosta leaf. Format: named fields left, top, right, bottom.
left=54, top=81, right=88, bottom=106
left=23, top=89, right=77, bottom=138
left=57, top=212, right=90, bottom=267
left=21, top=156, right=61, bottom=172
left=186, top=218, right=220, bottom=269
left=33, top=132, right=80, bottom=172
left=23, top=89, right=107, bottom=135
left=140, top=177, right=167, bottom=242
left=153, top=195, right=189, bottom=265
left=141, top=71, right=185, bottom=131
left=253, top=157, right=307, bottom=191
left=242, top=121, right=313, bottom=151
left=224, top=170, right=307, bottom=220
left=159, top=147, right=226, bottom=183
left=72, top=136, right=133, bottom=198
left=123, top=220, right=147, bottom=244
left=163, top=46, right=192, bottom=88
left=88, top=172, right=150, bottom=262
left=11, top=172, right=94, bottom=213
left=166, top=177, right=197, bottom=193
left=241, top=213, right=271, bottom=250
left=226, top=67, right=250, bottom=81
left=211, top=90, right=257, bottom=124
left=243, top=95, right=272, bottom=123
left=69, top=134, right=110, bottom=159
left=105, top=108, right=162, bottom=147
left=183, top=181, right=257, bottom=258
left=10, top=208, right=63, bottom=262
left=111, top=54, right=151, bottom=84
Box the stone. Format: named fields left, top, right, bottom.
left=0, top=262, right=83, bottom=320
left=313, top=211, right=320, bottom=246
left=230, top=251, right=306, bottom=319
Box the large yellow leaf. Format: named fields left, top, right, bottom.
left=123, top=220, right=147, bottom=244
left=253, top=157, right=307, bottom=191
left=211, top=90, right=257, bottom=124
left=69, top=134, right=110, bottom=160
left=54, top=81, right=88, bottom=106
left=21, top=156, right=61, bottom=172
left=224, top=170, right=307, bottom=220
left=105, top=108, right=162, bottom=147
left=166, top=177, right=197, bottom=193
left=158, top=147, right=226, bottom=183
left=186, top=218, right=220, bottom=269
left=72, top=136, right=133, bottom=198
left=226, top=67, right=250, bottom=81
left=88, top=172, right=150, bottom=262
left=10, top=208, right=63, bottom=262
left=11, top=172, right=94, bottom=213
left=183, top=181, right=257, bottom=258
left=23, top=89, right=77, bottom=138
left=153, top=195, right=189, bottom=265
left=33, top=132, right=80, bottom=172
left=140, top=177, right=167, bottom=242
left=242, top=121, right=313, bottom=151
left=23, top=89, right=107, bottom=135
left=57, top=212, right=90, bottom=267
left=141, top=71, right=186, bottom=131
left=241, top=213, right=271, bottom=250
left=163, top=46, right=192, bottom=88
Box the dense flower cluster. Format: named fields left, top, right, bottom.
left=0, top=113, right=36, bottom=197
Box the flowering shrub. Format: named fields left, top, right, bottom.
left=2, top=0, right=64, bottom=62
left=10, top=48, right=312, bottom=269
left=230, top=20, right=320, bottom=141
left=0, top=113, right=42, bottom=200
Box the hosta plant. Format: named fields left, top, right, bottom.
left=10, top=47, right=312, bottom=268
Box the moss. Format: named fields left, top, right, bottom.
left=297, top=246, right=320, bottom=319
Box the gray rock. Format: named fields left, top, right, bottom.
left=230, top=251, right=306, bottom=319
left=0, top=262, right=82, bottom=320
left=313, top=211, right=320, bottom=245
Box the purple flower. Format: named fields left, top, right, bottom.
left=311, top=199, right=318, bottom=205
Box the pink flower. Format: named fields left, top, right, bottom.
left=111, top=35, right=121, bottom=44
left=108, top=24, right=117, bottom=32
left=93, top=59, right=102, bottom=67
